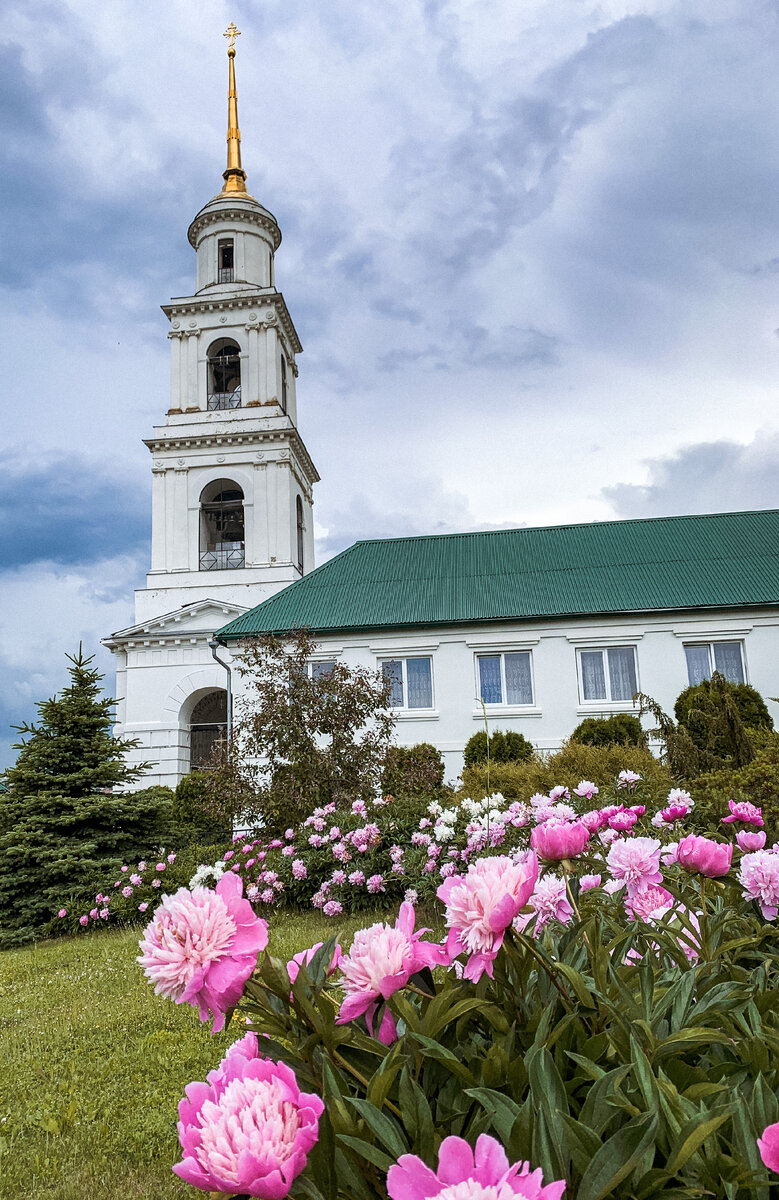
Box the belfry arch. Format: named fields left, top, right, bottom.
left=199, top=478, right=245, bottom=571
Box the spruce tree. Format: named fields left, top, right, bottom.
left=0, top=649, right=166, bottom=946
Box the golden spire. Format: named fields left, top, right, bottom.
left=221, top=23, right=248, bottom=194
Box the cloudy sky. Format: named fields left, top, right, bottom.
left=1, top=0, right=778, bottom=767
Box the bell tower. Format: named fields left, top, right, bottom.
left=106, top=28, right=319, bottom=787
left=135, top=23, right=318, bottom=623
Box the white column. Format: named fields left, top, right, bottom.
left=245, top=323, right=260, bottom=403
left=150, top=467, right=167, bottom=570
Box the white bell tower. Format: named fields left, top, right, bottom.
left=106, top=27, right=319, bottom=786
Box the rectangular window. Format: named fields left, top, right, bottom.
left=309, top=660, right=336, bottom=680
left=477, top=652, right=533, bottom=706
left=684, top=641, right=745, bottom=686
left=381, top=657, right=433, bottom=709
left=218, top=239, right=234, bottom=283
left=578, top=646, right=637, bottom=703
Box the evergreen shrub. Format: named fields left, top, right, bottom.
left=673, top=676, right=772, bottom=768
left=173, top=771, right=233, bottom=842
left=689, top=732, right=779, bottom=843
left=570, top=713, right=647, bottom=747
left=382, top=743, right=445, bottom=797
left=463, top=729, right=533, bottom=768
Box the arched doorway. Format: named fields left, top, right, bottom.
left=189, top=689, right=228, bottom=770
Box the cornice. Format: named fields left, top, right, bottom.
left=162, top=291, right=302, bottom=355
left=187, top=204, right=281, bottom=252
left=143, top=426, right=320, bottom=484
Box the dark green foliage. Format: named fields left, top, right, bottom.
left=242, top=872, right=779, bottom=1199
left=172, top=771, right=232, bottom=842
left=0, top=649, right=157, bottom=945
left=674, top=676, right=772, bottom=766
left=0, top=789, right=176, bottom=946
left=570, top=713, right=647, bottom=748
left=2, top=647, right=147, bottom=798
left=689, top=732, right=779, bottom=842
left=463, top=729, right=534, bottom=768
left=382, top=743, right=445, bottom=797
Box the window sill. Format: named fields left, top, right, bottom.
left=576, top=703, right=639, bottom=715
left=472, top=706, right=543, bottom=719
left=393, top=709, right=440, bottom=721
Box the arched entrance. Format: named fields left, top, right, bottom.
left=189, top=689, right=228, bottom=770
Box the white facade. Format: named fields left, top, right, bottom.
left=228, top=607, right=779, bottom=784
left=106, top=60, right=319, bottom=788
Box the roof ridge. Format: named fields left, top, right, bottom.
left=349, top=507, right=779, bottom=548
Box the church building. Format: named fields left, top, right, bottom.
left=107, top=34, right=779, bottom=788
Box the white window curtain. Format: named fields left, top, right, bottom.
left=580, top=651, right=607, bottom=700
left=478, top=656, right=503, bottom=704
left=684, top=645, right=711, bottom=686
left=607, top=647, right=637, bottom=702
left=713, top=641, right=745, bottom=684
left=505, top=652, right=533, bottom=705
left=406, top=658, right=433, bottom=708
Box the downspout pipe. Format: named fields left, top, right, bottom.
left=209, top=637, right=233, bottom=745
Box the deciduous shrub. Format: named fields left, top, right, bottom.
left=570, top=712, right=647, bottom=747
left=463, top=729, right=534, bottom=767
left=172, top=771, right=232, bottom=842
left=382, top=743, right=445, bottom=796
left=461, top=740, right=671, bottom=803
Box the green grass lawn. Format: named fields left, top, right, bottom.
left=0, top=908, right=389, bottom=1200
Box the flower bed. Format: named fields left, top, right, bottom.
left=135, top=775, right=779, bottom=1198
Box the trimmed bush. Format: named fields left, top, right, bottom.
left=689, top=732, right=779, bottom=842
left=570, top=713, right=647, bottom=747
left=463, top=729, right=534, bottom=768
left=382, top=743, right=445, bottom=796
left=173, top=771, right=233, bottom=843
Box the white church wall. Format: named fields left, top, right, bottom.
left=227, top=606, right=779, bottom=787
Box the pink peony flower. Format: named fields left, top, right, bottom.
left=348, top=870, right=366, bottom=886
left=173, top=1053, right=323, bottom=1196
left=737, top=829, right=767, bottom=852
left=530, top=820, right=590, bottom=861
left=156, top=862, right=166, bottom=872
left=574, top=780, right=598, bottom=800
left=79, top=915, right=88, bottom=926
left=138, top=902, right=149, bottom=912
left=676, top=834, right=733, bottom=878
left=337, top=902, right=445, bottom=1042
left=438, top=852, right=539, bottom=982
left=609, top=811, right=638, bottom=832
left=580, top=809, right=605, bottom=833
left=137, top=860, right=146, bottom=871
left=130, top=873, right=142, bottom=886
left=287, top=942, right=343, bottom=986
left=167, top=852, right=177, bottom=864
left=617, top=770, right=642, bottom=789
left=323, top=900, right=342, bottom=916
left=739, top=850, right=779, bottom=920
left=99, top=908, right=109, bottom=919
left=548, top=785, right=570, bottom=802
left=625, top=886, right=674, bottom=922
left=758, top=1122, right=779, bottom=1174
left=387, top=1133, right=565, bottom=1200
left=515, top=875, right=574, bottom=934
left=722, top=799, right=763, bottom=826
left=57, top=908, right=67, bottom=918
left=291, top=859, right=307, bottom=880
left=579, top=874, right=601, bottom=891
left=137, top=873, right=269, bottom=1031
left=367, top=874, right=385, bottom=894
left=606, top=837, right=663, bottom=895
left=122, top=886, right=133, bottom=898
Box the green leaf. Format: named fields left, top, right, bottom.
left=576, top=1111, right=658, bottom=1200
left=464, top=1088, right=522, bottom=1144
left=398, top=1067, right=435, bottom=1161
left=664, top=1108, right=733, bottom=1176
left=333, top=1147, right=376, bottom=1200
left=554, top=961, right=597, bottom=1008
left=629, top=1033, right=658, bottom=1111
left=560, top=1113, right=602, bottom=1177
left=347, top=1098, right=408, bottom=1160
left=336, top=1134, right=394, bottom=1173
left=408, top=1033, right=476, bottom=1083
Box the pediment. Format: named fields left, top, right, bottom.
left=106, top=598, right=248, bottom=644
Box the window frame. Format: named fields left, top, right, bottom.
left=575, top=644, right=639, bottom=706
left=379, top=655, right=435, bottom=712
left=683, top=639, right=747, bottom=686
left=475, top=650, right=535, bottom=709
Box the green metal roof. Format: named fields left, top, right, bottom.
left=217, top=509, right=779, bottom=640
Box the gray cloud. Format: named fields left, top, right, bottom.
left=0, top=453, right=149, bottom=569
left=603, top=432, right=779, bottom=519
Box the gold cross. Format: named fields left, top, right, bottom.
left=223, top=23, right=241, bottom=51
